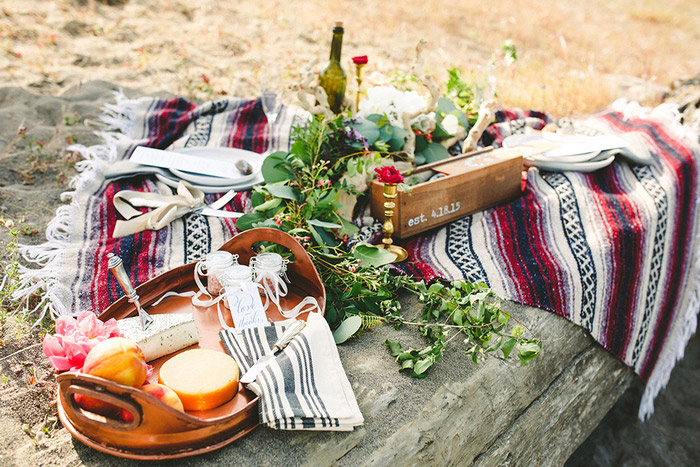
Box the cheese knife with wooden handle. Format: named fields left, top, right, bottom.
left=240, top=320, right=307, bottom=384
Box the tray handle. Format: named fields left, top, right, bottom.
left=63, top=383, right=143, bottom=431
left=219, top=228, right=323, bottom=294
left=58, top=372, right=209, bottom=433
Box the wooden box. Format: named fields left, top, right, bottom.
left=370, top=148, right=523, bottom=239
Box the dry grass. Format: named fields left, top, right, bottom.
left=0, top=0, right=698, bottom=116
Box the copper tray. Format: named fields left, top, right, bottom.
left=56, top=228, right=326, bottom=460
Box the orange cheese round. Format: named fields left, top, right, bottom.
left=158, top=349, right=239, bottom=411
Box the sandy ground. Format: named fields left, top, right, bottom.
left=1, top=1, right=699, bottom=465
left=2, top=0, right=700, bottom=114
left=0, top=81, right=144, bottom=467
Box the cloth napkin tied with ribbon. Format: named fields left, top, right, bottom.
left=219, top=312, right=364, bottom=431
left=112, top=180, right=235, bottom=238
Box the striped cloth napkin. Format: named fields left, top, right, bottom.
left=219, top=312, right=364, bottom=431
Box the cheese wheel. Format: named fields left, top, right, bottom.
left=158, top=349, right=239, bottom=411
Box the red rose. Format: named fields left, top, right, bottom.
left=352, top=55, right=368, bottom=65
left=374, top=166, right=404, bottom=185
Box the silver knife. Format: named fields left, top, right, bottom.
left=193, top=190, right=244, bottom=218
left=107, top=253, right=153, bottom=330
left=208, top=190, right=236, bottom=210
left=240, top=320, right=307, bottom=384
left=198, top=207, right=244, bottom=219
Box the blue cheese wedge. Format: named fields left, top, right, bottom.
left=117, top=313, right=199, bottom=362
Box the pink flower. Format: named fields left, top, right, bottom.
left=374, top=166, right=404, bottom=184
left=42, top=311, right=123, bottom=372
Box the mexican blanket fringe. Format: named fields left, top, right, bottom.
left=14, top=93, right=700, bottom=421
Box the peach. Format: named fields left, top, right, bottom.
left=140, top=383, right=185, bottom=411
left=120, top=383, right=184, bottom=422
left=73, top=393, right=121, bottom=418
left=82, top=337, right=147, bottom=388
left=120, top=407, right=135, bottom=423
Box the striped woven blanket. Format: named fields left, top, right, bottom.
left=18, top=94, right=700, bottom=420
left=388, top=104, right=700, bottom=419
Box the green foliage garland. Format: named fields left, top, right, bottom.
left=237, top=111, right=542, bottom=377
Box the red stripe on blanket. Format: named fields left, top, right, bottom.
left=225, top=100, right=269, bottom=153
left=403, top=235, right=440, bottom=283
left=606, top=115, right=698, bottom=382
left=588, top=164, right=645, bottom=355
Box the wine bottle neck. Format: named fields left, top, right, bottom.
left=329, top=29, right=343, bottom=63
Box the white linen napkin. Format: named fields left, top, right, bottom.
left=219, top=312, right=364, bottom=431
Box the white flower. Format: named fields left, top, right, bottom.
left=410, top=112, right=435, bottom=133
left=357, top=85, right=426, bottom=127
left=441, top=114, right=460, bottom=136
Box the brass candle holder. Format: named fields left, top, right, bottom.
left=355, top=63, right=365, bottom=112
left=352, top=55, right=367, bottom=113
left=376, top=183, right=407, bottom=262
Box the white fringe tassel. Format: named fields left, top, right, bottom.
left=638, top=225, right=700, bottom=420
left=638, top=179, right=700, bottom=420
left=11, top=91, right=141, bottom=319
left=611, top=98, right=700, bottom=420
left=13, top=203, right=77, bottom=319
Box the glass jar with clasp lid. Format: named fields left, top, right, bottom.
left=251, top=252, right=289, bottom=284
left=250, top=252, right=290, bottom=309
left=218, top=265, right=254, bottom=309
left=195, top=251, right=239, bottom=296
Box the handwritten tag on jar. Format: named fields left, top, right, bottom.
left=225, top=283, right=267, bottom=330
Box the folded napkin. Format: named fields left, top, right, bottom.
left=219, top=312, right=364, bottom=431
left=112, top=180, right=206, bottom=238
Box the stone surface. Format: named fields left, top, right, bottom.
left=605, top=74, right=670, bottom=106
left=474, top=345, right=631, bottom=467
left=665, top=72, right=700, bottom=135
left=567, top=330, right=700, bottom=467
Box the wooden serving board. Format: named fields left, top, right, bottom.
left=56, top=228, right=326, bottom=460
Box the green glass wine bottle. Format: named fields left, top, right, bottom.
left=319, top=22, right=347, bottom=114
